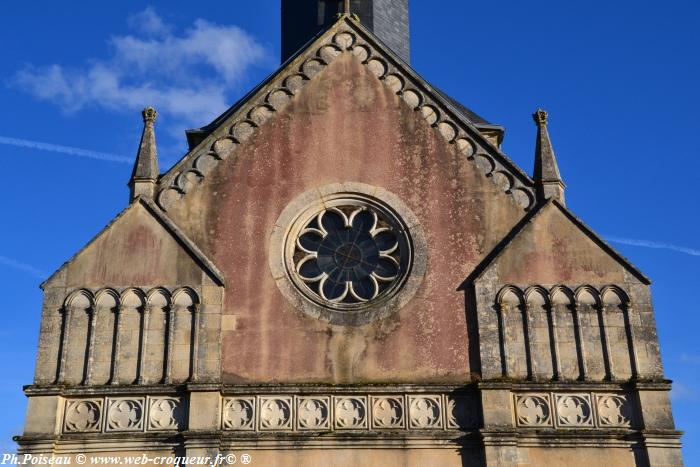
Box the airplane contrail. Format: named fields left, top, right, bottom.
left=605, top=236, right=700, bottom=257
left=0, top=135, right=131, bottom=164
left=0, top=256, right=46, bottom=279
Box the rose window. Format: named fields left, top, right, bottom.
left=293, top=205, right=406, bottom=306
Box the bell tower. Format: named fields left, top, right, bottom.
left=281, top=0, right=410, bottom=64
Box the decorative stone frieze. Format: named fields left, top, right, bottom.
left=334, top=396, right=368, bottom=430
left=106, top=397, right=144, bottom=432
left=514, top=392, right=633, bottom=429
left=221, top=392, right=475, bottom=433
left=407, top=395, right=443, bottom=429
left=258, top=396, right=294, bottom=431
left=514, top=394, right=552, bottom=427
left=147, top=396, right=185, bottom=431
left=63, top=399, right=103, bottom=433
left=62, top=396, right=184, bottom=434
left=554, top=393, right=594, bottom=428
left=156, top=22, right=535, bottom=212
left=595, top=394, right=633, bottom=428
left=297, top=397, right=331, bottom=430
left=370, top=396, right=405, bottom=429
left=222, top=397, right=255, bottom=431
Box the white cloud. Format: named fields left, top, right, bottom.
left=0, top=256, right=46, bottom=279
left=605, top=236, right=700, bottom=257
left=670, top=382, right=698, bottom=402
left=0, top=135, right=130, bottom=164
left=127, top=6, right=171, bottom=37
left=12, top=8, right=269, bottom=126
left=681, top=354, right=700, bottom=365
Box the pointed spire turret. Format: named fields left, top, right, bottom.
left=129, top=107, right=160, bottom=202
left=533, top=109, right=565, bottom=205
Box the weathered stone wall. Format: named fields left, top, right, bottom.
left=472, top=202, right=663, bottom=382
left=19, top=19, right=681, bottom=467
left=34, top=202, right=224, bottom=387
left=163, top=52, right=527, bottom=385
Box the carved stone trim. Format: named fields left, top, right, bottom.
left=156, top=22, right=535, bottom=212
left=222, top=397, right=256, bottom=431
left=62, top=396, right=184, bottom=434
left=514, top=391, right=633, bottom=430
left=370, top=396, right=405, bottom=429
left=554, top=393, right=594, bottom=428
left=105, top=397, right=145, bottom=432
left=595, top=393, right=633, bottom=428
left=219, top=392, right=475, bottom=433
left=63, top=399, right=103, bottom=433
left=147, top=396, right=185, bottom=432
left=296, top=396, right=331, bottom=431
left=334, top=396, right=368, bottom=430
left=257, top=396, right=294, bottom=431
left=514, top=394, right=552, bottom=428
left=407, top=395, right=443, bottom=430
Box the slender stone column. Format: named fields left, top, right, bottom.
left=109, top=306, right=125, bottom=385
left=165, top=306, right=176, bottom=383
left=571, top=303, right=588, bottom=381
left=190, top=304, right=201, bottom=382
left=496, top=303, right=510, bottom=377
left=83, top=307, right=97, bottom=385
left=136, top=306, right=151, bottom=385
left=56, top=306, right=72, bottom=384
left=597, top=304, right=615, bottom=380
left=523, top=303, right=534, bottom=379
left=546, top=303, right=561, bottom=380
left=624, top=302, right=641, bottom=379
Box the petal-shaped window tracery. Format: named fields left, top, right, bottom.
left=293, top=205, right=404, bottom=306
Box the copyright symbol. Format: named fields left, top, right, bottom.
left=226, top=454, right=237, bottom=464
left=75, top=454, right=86, bottom=464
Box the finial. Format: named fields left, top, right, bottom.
left=343, top=0, right=351, bottom=14
left=532, top=108, right=565, bottom=205
left=142, top=106, right=157, bottom=124
left=533, top=108, right=548, bottom=126
left=129, top=107, right=160, bottom=202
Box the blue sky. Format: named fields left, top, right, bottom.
left=1, top=0, right=698, bottom=462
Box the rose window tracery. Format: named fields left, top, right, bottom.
left=293, top=206, right=404, bottom=306
left=272, top=186, right=425, bottom=325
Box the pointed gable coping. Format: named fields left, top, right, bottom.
left=464, top=199, right=650, bottom=287
left=41, top=197, right=225, bottom=289
left=155, top=16, right=537, bottom=213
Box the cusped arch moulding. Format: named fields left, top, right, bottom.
left=62, top=286, right=199, bottom=311
left=156, top=22, right=535, bottom=212
left=495, top=284, right=630, bottom=309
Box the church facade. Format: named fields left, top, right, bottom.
left=17, top=1, right=683, bottom=466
